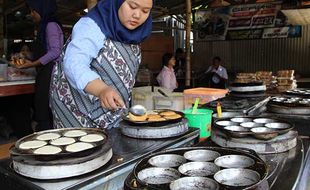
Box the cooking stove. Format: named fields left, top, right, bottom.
left=124, top=171, right=270, bottom=190
left=229, top=82, right=267, bottom=98
left=0, top=128, right=200, bottom=190
left=120, top=119, right=189, bottom=139
left=267, top=96, right=310, bottom=115
left=12, top=145, right=113, bottom=180
left=203, top=96, right=269, bottom=114
left=123, top=146, right=270, bottom=190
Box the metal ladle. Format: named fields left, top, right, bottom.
left=129, top=105, right=147, bottom=116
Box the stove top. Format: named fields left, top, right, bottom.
left=0, top=128, right=200, bottom=190
left=204, top=96, right=268, bottom=112
left=120, top=119, right=189, bottom=139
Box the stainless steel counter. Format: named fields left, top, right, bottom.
left=262, top=137, right=309, bottom=190
left=266, top=114, right=310, bottom=190
left=296, top=139, right=310, bottom=190
left=0, top=128, right=200, bottom=190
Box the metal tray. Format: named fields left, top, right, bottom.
left=267, top=104, right=310, bottom=115
left=230, top=81, right=264, bottom=87
left=127, top=146, right=268, bottom=190
left=285, top=89, right=310, bottom=98
left=122, top=110, right=184, bottom=126
left=120, top=119, right=188, bottom=139
left=213, top=117, right=294, bottom=140
left=269, top=97, right=310, bottom=107
left=10, top=128, right=109, bottom=160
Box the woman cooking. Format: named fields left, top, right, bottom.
left=50, top=0, right=154, bottom=129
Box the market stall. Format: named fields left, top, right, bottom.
left=1, top=0, right=310, bottom=190
left=1, top=91, right=310, bottom=190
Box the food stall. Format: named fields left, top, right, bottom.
left=0, top=0, right=310, bottom=189
left=0, top=87, right=309, bottom=190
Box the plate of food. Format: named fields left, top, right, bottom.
left=122, top=109, right=184, bottom=126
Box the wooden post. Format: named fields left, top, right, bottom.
left=185, top=0, right=192, bottom=87
left=87, top=0, right=97, bottom=10
left=0, top=7, right=4, bottom=56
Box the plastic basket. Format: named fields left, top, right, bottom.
left=183, top=108, right=213, bottom=139
left=183, top=88, right=228, bottom=108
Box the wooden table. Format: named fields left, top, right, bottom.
left=0, top=80, right=35, bottom=97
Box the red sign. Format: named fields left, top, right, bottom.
left=301, top=0, right=310, bottom=6
left=228, top=4, right=280, bottom=29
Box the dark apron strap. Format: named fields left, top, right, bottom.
left=34, top=62, right=54, bottom=131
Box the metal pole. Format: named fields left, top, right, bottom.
left=185, top=0, right=192, bottom=87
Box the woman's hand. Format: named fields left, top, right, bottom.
left=98, top=86, right=125, bottom=110
left=14, top=59, right=31, bottom=69
left=12, top=59, right=40, bottom=69
left=85, top=79, right=125, bottom=110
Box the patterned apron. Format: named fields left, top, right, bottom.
left=50, top=38, right=141, bottom=129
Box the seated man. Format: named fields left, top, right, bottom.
left=205, top=56, right=228, bottom=89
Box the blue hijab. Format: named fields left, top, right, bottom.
left=26, top=0, right=61, bottom=51
left=86, top=0, right=153, bottom=44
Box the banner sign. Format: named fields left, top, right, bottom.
left=228, top=4, right=280, bottom=29
left=262, top=27, right=289, bottom=38
left=225, top=25, right=301, bottom=40
left=226, top=29, right=263, bottom=40
left=195, top=3, right=301, bottom=41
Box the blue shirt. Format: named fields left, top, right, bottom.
left=63, top=17, right=106, bottom=92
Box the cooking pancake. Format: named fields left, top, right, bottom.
left=128, top=112, right=147, bottom=122
left=36, top=133, right=61, bottom=141
left=163, top=114, right=182, bottom=120
left=159, top=111, right=176, bottom=116
left=80, top=134, right=104, bottom=143
left=65, top=142, right=94, bottom=153
left=63, top=130, right=87, bottom=137
left=147, top=114, right=162, bottom=119
left=50, top=137, right=76, bottom=146
left=147, top=117, right=166, bottom=122
left=33, top=145, right=62, bottom=155
left=19, top=140, right=47, bottom=150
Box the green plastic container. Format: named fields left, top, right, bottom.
left=183, top=108, right=213, bottom=139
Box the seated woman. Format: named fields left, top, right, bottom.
left=156, top=53, right=178, bottom=91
